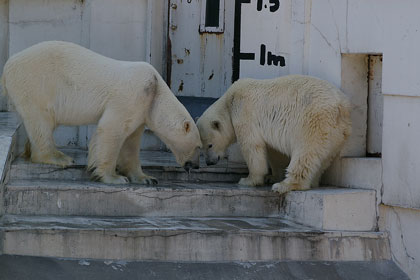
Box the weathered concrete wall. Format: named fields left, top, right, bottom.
left=2, top=0, right=165, bottom=83
left=89, top=0, right=147, bottom=61
left=301, top=1, right=420, bottom=278
left=6, top=0, right=161, bottom=63
left=0, top=0, right=8, bottom=111
left=380, top=206, right=420, bottom=280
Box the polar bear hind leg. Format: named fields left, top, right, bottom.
left=116, top=125, right=158, bottom=185
left=272, top=148, right=321, bottom=194
left=20, top=108, right=74, bottom=167
left=272, top=109, right=348, bottom=195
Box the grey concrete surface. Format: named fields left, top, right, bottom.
left=5, top=179, right=281, bottom=217
left=10, top=149, right=248, bottom=183
left=0, top=112, right=21, bottom=217
left=282, top=188, right=377, bottom=231
left=0, top=215, right=390, bottom=261
left=0, top=255, right=410, bottom=280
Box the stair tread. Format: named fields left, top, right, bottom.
left=11, top=148, right=248, bottom=173
left=0, top=215, right=385, bottom=236
left=7, top=179, right=374, bottom=194
left=0, top=215, right=390, bottom=261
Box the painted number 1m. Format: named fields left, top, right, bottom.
left=257, top=0, right=280, bottom=12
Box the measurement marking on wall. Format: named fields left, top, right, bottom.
left=260, top=44, right=285, bottom=66
left=238, top=44, right=285, bottom=67
left=256, top=0, right=280, bottom=12
left=233, top=0, right=286, bottom=81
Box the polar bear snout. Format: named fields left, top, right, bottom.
left=182, top=147, right=200, bottom=171
left=205, top=156, right=219, bottom=166
left=205, top=152, right=221, bottom=166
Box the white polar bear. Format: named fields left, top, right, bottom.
left=1, top=41, right=202, bottom=184
left=197, top=75, right=351, bottom=194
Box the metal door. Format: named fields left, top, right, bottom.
left=168, top=0, right=234, bottom=100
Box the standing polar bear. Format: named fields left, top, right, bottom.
left=197, top=75, right=351, bottom=194
left=2, top=41, right=202, bottom=184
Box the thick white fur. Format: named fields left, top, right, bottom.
left=2, top=41, right=202, bottom=184
left=197, top=75, right=351, bottom=194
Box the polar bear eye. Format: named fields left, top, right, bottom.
left=208, top=144, right=213, bottom=149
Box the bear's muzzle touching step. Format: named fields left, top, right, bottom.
left=196, top=75, right=352, bottom=195
left=2, top=40, right=202, bottom=184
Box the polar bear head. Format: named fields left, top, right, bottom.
left=150, top=114, right=202, bottom=171
left=196, top=108, right=235, bottom=166
left=166, top=118, right=202, bottom=171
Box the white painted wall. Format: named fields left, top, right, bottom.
left=293, top=1, right=420, bottom=278
left=7, top=0, right=164, bottom=68
left=89, top=0, right=148, bottom=61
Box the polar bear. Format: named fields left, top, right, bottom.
left=197, top=75, right=351, bottom=194
left=1, top=41, right=202, bottom=184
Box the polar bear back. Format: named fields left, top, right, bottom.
left=3, top=41, right=157, bottom=126
left=228, top=75, right=351, bottom=156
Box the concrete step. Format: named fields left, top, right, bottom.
left=322, top=157, right=382, bottom=192
left=5, top=179, right=281, bottom=218
left=5, top=180, right=378, bottom=231
left=9, top=149, right=248, bottom=183
left=0, top=215, right=390, bottom=262
left=0, top=255, right=410, bottom=280
left=282, top=188, right=377, bottom=231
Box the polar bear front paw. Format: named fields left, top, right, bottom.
left=238, top=176, right=263, bottom=187
left=130, top=175, right=158, bottom=185
left=32, top=150, right=75, bottom=167
left=101, top=174, right=129, bottom=184
left=272, top=181, right=310, bottom=195
left=272, top=181, right=293, bottom=195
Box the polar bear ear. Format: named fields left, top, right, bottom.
left=211, top=120, right=220, bottom=131
left=184, top=121, right=191, bottom=133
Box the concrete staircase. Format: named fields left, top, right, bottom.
left=2, top=148, right=387, bottom=261
left=0, top=114, right=410, bottom=279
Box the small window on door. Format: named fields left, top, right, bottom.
left=200, top=0, right=224, bottom=33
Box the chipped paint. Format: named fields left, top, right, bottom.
left=168, top=0, right=234, bottom=98
left=178, top=80, right=184, bottom=92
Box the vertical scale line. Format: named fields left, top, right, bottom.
left=260, top=44, right=266, bottom=65
left=146, top=0, right=153, bottom=63
left=232, top=0, right=242, bottom=82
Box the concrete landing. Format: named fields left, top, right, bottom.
left=0, top=255, right=409, bottom=280
left=0, top=215, right=390, bottom=262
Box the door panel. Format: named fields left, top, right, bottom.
left=168, top=0, right=234, bottom=98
